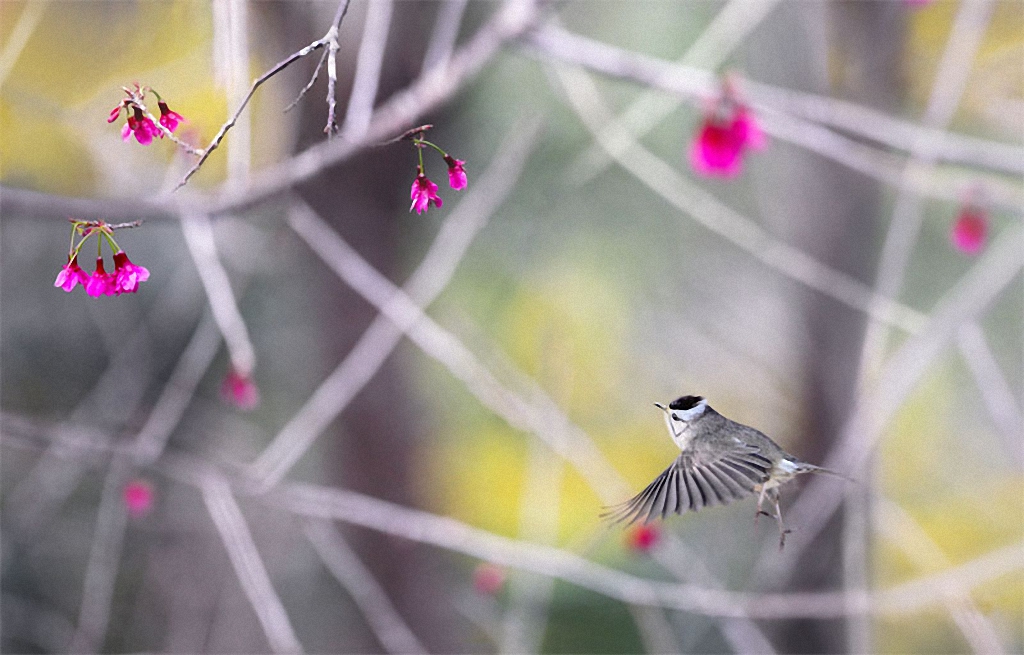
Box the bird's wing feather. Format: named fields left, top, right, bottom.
left=603, top=444, right=773, bottom=525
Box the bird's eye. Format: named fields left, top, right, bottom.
left=671, top=414, right=683, bottom=422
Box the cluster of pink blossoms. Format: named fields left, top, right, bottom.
left=108, top=83, right=184, bottom=146
left=54, top=220, right=149, bottom=297
left=403, top=126, right=467, bottom=215
left=689, top=83, right=765, bottom=178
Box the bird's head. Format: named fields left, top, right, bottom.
left=654, top=395, right=708, bottom=424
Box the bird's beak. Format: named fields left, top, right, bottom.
left=653, top=402, right=667, bottom=412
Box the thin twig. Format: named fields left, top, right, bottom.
left=284, top=48, right=329, bottom=113
left=175, top=0, right=353, bottom=189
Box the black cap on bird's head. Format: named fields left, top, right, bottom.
left=669, top=395, right=705, bottom=411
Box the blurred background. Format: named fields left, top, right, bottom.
left=1, top=0, right=1022, bottom=652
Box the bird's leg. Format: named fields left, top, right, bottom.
left=771, top=491, right=791, bottom=550
left=754, top=484, right=771, bottom=528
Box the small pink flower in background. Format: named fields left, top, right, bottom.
left=444, top=155, right=467, bottom=191
left=410, top=173, right=443, bottom=214
left=85, top=257, right=117, bottom=297
left=222, top=368, right=260, bottom=410
left=123, top=479, right=154, bottom=517
left=951, top=207, right=987, bottom=254
left=112, top=250, right=150, bottom=293
left=158, top=101, right=184, bottom=133
left=54, top=256, right=89, bottom=292
left=625, top=524, right=660, bottom=553
left=689, top=95, right=765, bottom=179
left=473, top=563, right=505, bottom=596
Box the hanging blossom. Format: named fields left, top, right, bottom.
left=689, top=81, right=766, bottom=179
left=951, top=205, right=988, bottom=255
left=108, top=83, right=186, bottom=146
left=410, top=169, right=443, bottom=214
left=54, top=219, right=148, bottom=298
left=396, top=125, right=467, bottom=215
left=221, top=367, right=261, bottom=410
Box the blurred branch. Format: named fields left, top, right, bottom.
left=247, top=116, right=543, bottom=488
left=341, top=0, right=395, bottom=140
left=67, top=455, right=132, bottom=653
left=285, top=197, right=778, bottom=651
left=260, top=481, right=1024, bottom=620
left=757, top=220, right=1024, bottom=583
left=420, top=0, right=469, bottom=75
left=568, top=0, right=782, bottom=185
left=876, top=498, right=1006, bottom=654
left=848, top=2, right=994, bottom=649
left=131, top=312, right=224, bottom=466
left=546, top=59, right=927, bottom=334
left=201, top=472, right=304, bottom=653
left=303, top=520, right=428, bottom=655
left=527, top=24, right=1024, bottom=180
left=179, top=208, right=256, bottom=377
left=0, top=0, right=46, bottom=88
left=956, top=323, right=1024, bottom=468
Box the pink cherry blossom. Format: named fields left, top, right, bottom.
left=951, top=208, right=987, bottom=254
left=54, top=255, right=89, bottom=292
left=473, top=563, right=505, bottom=595
left=221, top=368, right=260, bottom=410
left=444, top=155, right=467, bottom=191
left=85, top=257, right=117, bottom=297
left=112, top=250, right=150, bottom=293
left=158, top=101, right=184, bottom=133
left=689, top=102, right=765, bottom=178
left=107, top=103, right=125, bottom=124
left=410, top=173, right=443, bottom=214
left=122, top=109, right=159, bottom=146
left=123, top=479, right=154, bottom=517
left=626, top=524, right=660, bottom=553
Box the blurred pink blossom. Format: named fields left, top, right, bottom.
left=123, top=479, right=154, bottom=517
left=951, top=207, right=987, bottom=255
left=222, top=368, right=261, bottom=410
left=472, top=563, right=505, bottom=595
left=690, top=105, right=765, bottom=178
left=626, top=523, right=660, bottom=552
left=158, top=101, right=184, bottom=133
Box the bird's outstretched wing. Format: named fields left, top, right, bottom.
left=602, top=445, right=773, bottom=525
